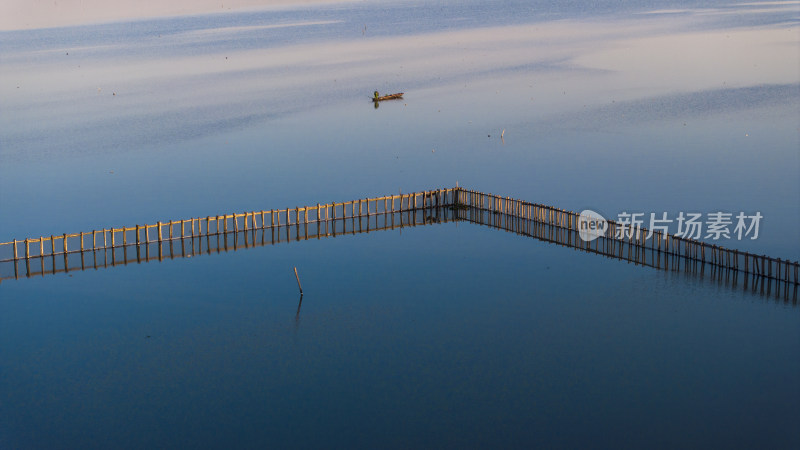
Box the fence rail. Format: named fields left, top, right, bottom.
left=453, top=188, right=799, bottom=286
left=3, top=208, right=454, bottom=281
left=1, top=187, right=797, bottom=296
left=0, top=189, right=456, bottom=261
left=453, top=199, right=797, bottom=301
left=0, top=188, right=457, bottom=281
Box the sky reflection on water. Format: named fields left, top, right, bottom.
left=1, top=1, right=799, bottom=448
left=1, top=220, right=798, bottom=449
left=1, top=2, right=797, bottom=261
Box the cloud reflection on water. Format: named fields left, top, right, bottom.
left=2, top=13, right=797, bottom=160
left=0, top=1, right=797, bottom=259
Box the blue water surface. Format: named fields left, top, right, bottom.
left=1, top=1, right=798, bottom=448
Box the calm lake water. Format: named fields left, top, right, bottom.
left=1, top=1, right=798, bottom=448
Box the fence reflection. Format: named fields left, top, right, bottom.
left=1, top=187, right=796, bottom=304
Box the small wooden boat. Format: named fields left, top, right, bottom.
left=372, top=92, right=404, bottom=102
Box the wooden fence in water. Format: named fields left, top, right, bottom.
left=1, top=187, right=798, bottom=297
left=453, top=188, right=799, bottom=286
left=0, top=188, right=458, bottom=282
left=453, top=190, right=798, bottom=301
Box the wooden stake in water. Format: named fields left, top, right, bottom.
left=294, top=267, right=303, bottom=294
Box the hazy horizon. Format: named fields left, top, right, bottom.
left=0, top=0, right=352, bottom=30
